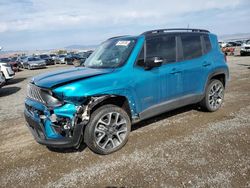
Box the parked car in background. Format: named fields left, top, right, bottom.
left=78, top=50, right=94, bottom=66
left=9, top=57, right=20, bottom=72
left=55, top=54, right=66, bottom=64
left=25, top=28, right=229, bottom=155
left=0, top=58, right=14, bottom=70
left=38, top=54, right=55, bottom=65
left=0, top=71, right=6, bottom=88
left=234, top=40, right=243, bottom=45
left=65, top=51, right=93, bottom=66
left=234, top=39, right=250, bottom=56
left=17, top=56, right=28, bottom=68
left=82, top=50, right=93, bottom=59
left=221, top=41, right=241, bottom=55
left=23, top=57, right=46, bottom=70
left=50, top=54, right=57, bottom=62
left=219, top=41, right=228, bottom=48
left=0, top=60, right=15, bottom=82
left=65, top=53, right=82, bottom=65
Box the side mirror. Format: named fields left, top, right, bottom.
left=144, top=57, right=163, bottom=70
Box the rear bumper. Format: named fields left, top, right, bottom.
left=30, top=64, right=46, bottom=69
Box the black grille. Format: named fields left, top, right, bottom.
left=245, top=47, right=250, bottom=49
left=27, top=84, right=46, bottom=104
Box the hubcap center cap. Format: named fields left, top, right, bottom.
left=107, top=126, right=115, bottom=134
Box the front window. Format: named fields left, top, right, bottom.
left=84, top=38, right=137, bottom=68
left=246, top=40, right=250, bottom=45
left=146, top=36, right=176, bottom=63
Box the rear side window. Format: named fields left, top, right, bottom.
left=181, top=35, right=202, bottom=60
left=146, top=36, right=176, bottom=63
left=204, top=35, right=212, bottom=53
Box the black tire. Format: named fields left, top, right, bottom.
left=0, top=72, right=6, bottom=87
left=84, top=104, right=131, bottom=155
left=200, top=79, right=225, bottom=112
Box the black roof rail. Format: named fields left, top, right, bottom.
left=141, top=28, right=210, bottom=35
left=107, top=35, right=129, bottom=40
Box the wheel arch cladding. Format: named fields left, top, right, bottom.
left=210, top=73, right=226, bottom=87
left=89, top=94, right=136, bottom=120
left=204, top=69, right=228, bottom=93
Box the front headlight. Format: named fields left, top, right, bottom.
left=40, top=90, right=63, bottom=107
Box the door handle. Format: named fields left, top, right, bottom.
left=203, top=61, right=211, bottom=67
left=170, top=68, right=182, bottom=74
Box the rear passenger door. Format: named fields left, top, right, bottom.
left=179, top=33, right=211, bottom=95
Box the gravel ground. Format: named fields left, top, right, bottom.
left=0, top=57, right=249, bottom=187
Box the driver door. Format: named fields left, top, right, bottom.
left=133, top=35, right=184, bottom=118
left=133, top=45, right=161, bottom=113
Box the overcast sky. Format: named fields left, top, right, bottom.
left=0, top=0, right=249, bottom=51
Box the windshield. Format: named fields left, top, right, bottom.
left=84, top=38, right=137, bottom=68
left=40, top=55, right=49, bottom=58
left=59, top=55, right=66, bottom=58
left=246, top=40, right=250, bottom=44
left=0, top=58, right=10, bottom=62
left=28, top=57, right=40, bottom=61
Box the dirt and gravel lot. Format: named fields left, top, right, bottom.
left=0, top=57, right=249, bottom=188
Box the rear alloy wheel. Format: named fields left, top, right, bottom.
left=200, top=79, right=224, bottom=112
left=84, top=104, right=131, bottom=155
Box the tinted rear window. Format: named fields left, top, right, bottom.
left=146, top=35, right=176, bottom=63
left=181, top=35, right=202, bottom=60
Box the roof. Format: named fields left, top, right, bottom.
left=141, top=28, right=210, bottom=36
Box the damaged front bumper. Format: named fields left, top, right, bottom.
left=24, top=98, right=86, bottom=148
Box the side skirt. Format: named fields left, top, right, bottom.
left=138, top=94, right=203, bottom=121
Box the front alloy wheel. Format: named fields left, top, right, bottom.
left=84, top=104, right=131, bottom=155
left=94, top=112, right=128, bottom=150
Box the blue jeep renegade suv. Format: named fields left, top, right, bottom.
left=24, top=28, right=229, bottom=154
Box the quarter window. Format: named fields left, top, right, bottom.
left=181, top=35, right=202, bottom=60
left=136, top=46, right=145, bottom=67
left=203, top=35, right=212, bottom=53
left=146, top=36, right=176, bottom=63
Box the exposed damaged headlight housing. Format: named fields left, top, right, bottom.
left=27, top=84, right=63, bottom=107
left=41, top=90, right=63, bottom=107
